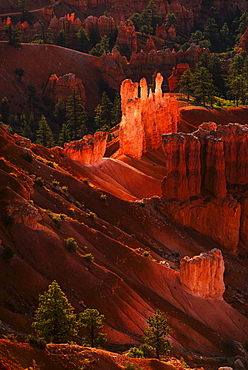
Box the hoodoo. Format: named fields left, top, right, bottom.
left=179, top=249, right=225, bottom=298
left=119, top=73, right=179, bottom=159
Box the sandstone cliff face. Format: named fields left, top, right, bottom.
left=116, top=20, right=138, bottom=54
left=84, top=15, right=116, bottom=40
left=64, top=132, right=108, bottom=165
left=118, top=74, right=179, bottom=159
left=162, top=122, right=248, bottom=201
left=240, top=28, right=248, bottom=52
left=160, top=122, right=248, bottom=251
left=158, top=197, right=241, bottom=252
left=46, top=73, right=86, bottom=105
left=168, top=63, right=189, bottom=92
left=179, top=249, right=225, bottom=298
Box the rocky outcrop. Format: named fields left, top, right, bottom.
left=46, top=73, right=86, bottom=105
left=162, top=122, right=248, bottom=201
left=168, top=63, right=189, bottom=92
left=160, top=122, right=248, bottom=251
left=64, top=132, right=108, bottom=165
left=158, top=197, right=240, bottom=251
left=116, top=20, right=138, bottom=54
left=49, top=13, right=83, bottom=39
left=0, top=187, right=41, bottom=230
left=119, top=74, right=179, bottom=159
left=179, top=249, right=225, bottom=298
left=100, top=48, right=127, bottom=90
left=84, top=15, right=116, bottom=40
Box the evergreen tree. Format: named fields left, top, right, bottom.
left=220, top=23, right=232, bottom=51
left=76, top=27, right=90, bottom=53
left=15, top=67, right=25, bottom=81
left=18, top=0, right=30, bottom=22
left=179, top=68, right=193, bottom=100
left=90, top=35, right=110, bottom=56
left=94, top=92, right=113, bottom=130
left=191, top=65, right=216, bottom=106
left=58, top=124, right=71, bottom=146
left=203, top=18, right=220, bottom=52
left=143, top=310, right=171, bottom=360
left=236, top=12, right=248, bottom=41
left=66, top=89, right=87, bottom=139
left=36, top=116, right=55, bottom=148
left=57, top=30, right=66, bottom=47
left=32, top=280, right=78, bottom=344
left=111, top=93, right=122, bottom=126
left=53, top=98, right=66, bottom=128
left=4, top=23, right=20, bottom=46
left=78, top=308, right=106, bottom=347
left=227, top=51, right=248, bottom=105
left=165, top=13, right=179, bottom=31
left=146, top=1, right=159, bottom=30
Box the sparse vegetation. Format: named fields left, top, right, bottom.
left=88, top=212, right=96, bottom=220
left=3, top=246, right=14, bottom=261
left=78, top=308, right=106, bottom=347
left=124, top=362, right=143, bottom=370
left=34, top=177, right=45, bottom=187
left=99, top=193, right=107, bottom=202
left=21, top=152, right=33, bottom=163
left=32, top=280, right=78, bottom=344
left=83, top=253, right=94, bottom=262
left=66, top=237, right=78, bottom=252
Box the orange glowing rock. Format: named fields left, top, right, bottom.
left=119, top=73, right=179, bottom=159
left=180, top=249, right=225, bottom=298
left=64, top=132, right=108, bottom=165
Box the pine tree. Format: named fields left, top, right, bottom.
left=111, top=93, right=122, bottom=126
left=32, top=281, right=78, bottom=344
left=78, top=308, right=106, bottom=347
left=36, top=116, right=55, bottom=148
left=191, top=65, right=216, bottom=107
left=94, top=92, right=113, bottom=131
left=179, top=68, right=193, bottom=100
left=66, top=89, right=87, bottom=140
left=57, top=30, right=66, bottom=47
left=53, top=98, right=66, bottom=128
left=4, top=23, right=20, bottom=46
left=165, top=13, right=179, bottom=31
left=76, top=27, right=90, bottom=53
left=143, top=310, right=171, bottom=360
left=58, top=124, right=71, bottom=146
left=90, top=35, right=110, bottom=56
left=15, top=67, right=25, bottom=82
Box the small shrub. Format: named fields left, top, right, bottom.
left=46, top=161, right=56, bottom=168
left=61, top=186, right=68, bottom=192
left=3, top=333, right=17, bottom=341
left=82, top=178, right=89, bottom=184
left=66, top=237, right=78, bottom=252
left=139, top=343, right=154, bottom=358
left=125, top=362, right=143, bottom=370
left=22, top=152, right=33, bottom=163
left=26, top=334, right=46, bottom=349
left=89, top=212, right=96, bottom=220
left=52, top=180, right=60, bottom=187
left=34, top=177, right=45, bottom=187
left=99, top=194, right=107, bottom=202
left=27, top=359, right=41, bottom=370
left=142, top=251, right=150, bottom=257
left=83, top=253, right=94, bottom=262
left=126, top=347, right=144, bottom=358
left=3, top=246, right=14, bottom=260
left=36, top=156, right=45, bottom=163
left=46, top=211, right=62, bottom=229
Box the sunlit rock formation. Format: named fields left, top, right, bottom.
left=168, top=63, right=189, bottom=92
left=84, top=15, right=116, bottom=40
left=159, top=122, right=248, bottom=251
left=64, top=132, right=108, bottom=165
left=179, top=249, right=225, bottom=298
left=119, top=73, right=179, bottom=159
left=115, top=20, right=138, bottom=54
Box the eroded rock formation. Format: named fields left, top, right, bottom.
left=46, top=73, right=86, bottom=105
left=179, top=249, right=225, bottom=298
left=168, top=63, right=189, bottom=92
left=84, top=15, right=116, bottom=40
left=119, top=73, right=179, bottom=159
left=240, top=28, right=248, bottom=52
left=64, top=132, right=108, bottom=165
left=159, top=122, right=248, bottom=251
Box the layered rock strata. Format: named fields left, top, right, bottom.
left=64, top=132, right=108, bottom=165
left=179, top=249, right=225, bottom=298
left=160, top=122, right=248, bottom=251
left=118, top=74, right=179, bottom=159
